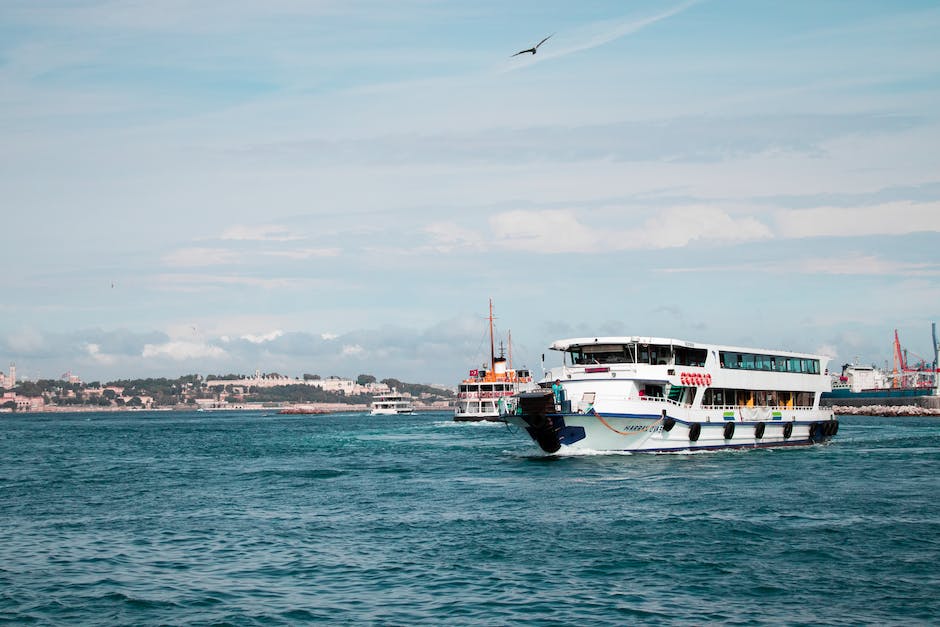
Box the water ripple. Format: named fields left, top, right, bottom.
left=0, top=412, right=937, bottom=624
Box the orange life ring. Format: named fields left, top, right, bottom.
left=680, top=373, right=688, bottom=385
left=705, top=373, right=712, bottom=385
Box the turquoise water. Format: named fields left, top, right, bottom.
left=1, top=411, right=938, bottom=625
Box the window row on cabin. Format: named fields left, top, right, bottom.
left=719, top=351, right=820, bottom=374
left=702, top=388, right=815, bottom=408
left=458, top=383, right=517, bottom=393
left=568, top=344, right=707, bottom=367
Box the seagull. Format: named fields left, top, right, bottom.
left=511, top=34, right=553, bottom=57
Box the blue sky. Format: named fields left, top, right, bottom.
left=1, top=0, right=939, bottom=384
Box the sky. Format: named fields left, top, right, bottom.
left=1, top=0, right=939, bottom=385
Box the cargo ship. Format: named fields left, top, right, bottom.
left=821, top=326, right=938, bottom=405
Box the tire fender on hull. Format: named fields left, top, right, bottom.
left=723, top=422, right=735, bottom=440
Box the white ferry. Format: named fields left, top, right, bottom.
left=369, top=392, right=414, bottom=416
left=454, top=299, right=538, bottom=422
left=505, top=336, right=838, bottom=454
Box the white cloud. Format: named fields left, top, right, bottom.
left=85, top=343, right=116, bottom=365
left=774, top=201, right=940, bottom=238
left=795, top=255, right=940, bottom=276
left=163, top=247, right=240, bottom=267
left=633, top=206, right=773, bottom=248
left=220, top=225, right=305, bottom=242
left=483, top=207, right=772, bottom=253
left=658, top=254, right=940, bottom=276
left=142, top=341, right=227, bottom=360
left=240, top=330, right=284, bottom=344
left=155, top=274, right=326, bottom=291
left=422, top=222, right=487, bottom=253
left=489, top=210, right=599, bottom=253
left=321, top=332, right=339, bottom=340
left=263, top=247, right=341, bottom=259
left=5, top=328, right=46, bottom=353
left=342, top=344, right=365, bottom=356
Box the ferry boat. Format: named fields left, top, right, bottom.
left=455, top=359, right=537, bottom=422
left=369, top=392, right=414, bottom=416
left=505, top=336, right=838, bottom=454
left=454, top=300, right=538, bottom=422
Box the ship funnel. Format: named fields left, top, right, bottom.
left=494, top=357, right=508, bottom=375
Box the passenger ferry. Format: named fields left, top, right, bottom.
left=505, top=336, right=838, bottom=454
left=455, top=358, right=537, bottom=422
left=370, top=392, right=415, bottom=416
left=454, top=299, right=537, bottom=422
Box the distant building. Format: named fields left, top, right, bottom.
left=0, top=363, right=15, bottom=390
left=1, top=391, right=44, bottom=412
left=61, top=371, right=83, bottom=385
left=204, top=372, right=389, bottom=395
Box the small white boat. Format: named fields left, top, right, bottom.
left=505, top=335, right=838, bottom=454
left=370, top=392, right=415, bottom=416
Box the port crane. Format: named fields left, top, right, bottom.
left=891, top=327, right=939, bottom=389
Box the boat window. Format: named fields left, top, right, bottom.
left=719, top=351, right=820, bottom=376
left=648, top=344, right=673, bottom=365
left=700, top=388, right=816, bottom=408
left=675, top=347, right=708, bottom=367
left=644, top=384, right=664, bottom=398
left=570, top=344, right=633, bottom=365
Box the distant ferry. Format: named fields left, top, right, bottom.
left=454, top=300, right=537, bottom=422
left=505, top=336, right=838, bottom=454
left=370, top=392, right=414, bottom=416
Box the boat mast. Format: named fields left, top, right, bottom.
left=508, top=330, right=514, bottom=377
left=488, top=298, right=496, bottom=376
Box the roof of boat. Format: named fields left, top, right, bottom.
left=549, top=336, right=827, bottom=360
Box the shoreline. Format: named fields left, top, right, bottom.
left=3, top=402, right=452, bottom=415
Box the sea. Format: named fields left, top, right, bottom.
left=1, top=410, right=938, bottom=625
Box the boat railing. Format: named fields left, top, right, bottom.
left=457, top=391, right=517, bottom=399
left=638, top=395, right=688, bottom=407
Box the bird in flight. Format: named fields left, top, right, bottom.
left=511, top=34, right=553, bottom=57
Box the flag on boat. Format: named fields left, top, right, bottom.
left=469, top=369, right=479, bottom=377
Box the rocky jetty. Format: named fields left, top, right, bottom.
left=833, top=405, right=940, bottom=417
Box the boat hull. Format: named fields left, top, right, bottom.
left=507, top=392, right=837, bottom=454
